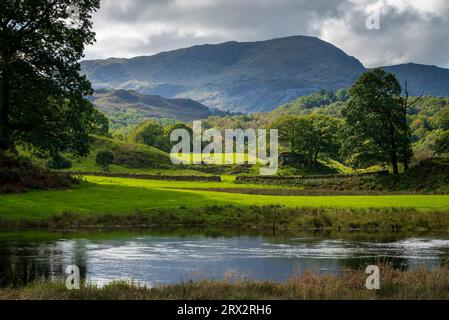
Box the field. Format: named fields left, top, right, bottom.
left=1, top=175, right=449, bottom=222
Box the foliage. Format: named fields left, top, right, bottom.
left=272, top=114, right=342, bottom=164
left=130, top=121, right=166, bottom=151
left=90, top=109, right=110, bottom=137
left=46, top=154, right=72, bottom=170
left=272, top=90, right=348, bottom=116
left=432, top=106, right=449, bottom=155
left=0, top=0, right=100, bottom=156
left=434, top=131, right=449, bottom=155
left=129, top=121, right=194, bottom=153
left=267, top=92, right=449, bottom=167
left=342, top=69, right=411, bottom=174
left=0, top=152, right=76, bottom=193
left=95, top=150, right=114, bottom=171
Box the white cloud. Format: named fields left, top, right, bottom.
left=84, top=0, right=449, bottom=68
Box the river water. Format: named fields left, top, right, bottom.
left=1, top=231, right=449, bottom=287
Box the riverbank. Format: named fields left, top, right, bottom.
left=1, top=206, right=449, bottom=232
left=2, top=265, right=449, bottom=300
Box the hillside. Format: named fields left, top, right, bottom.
left=381, top=64, right=449, bottom=97
left=271, top=90, right=347, bottom=117
left=65, top=135, right=173, bottom=172
left=81, top=36, right=449, bottom=113
left=88, top=89, right=213, bottom=126
left=81, top=36, right=365, bottom=112
left=270, top=92, right=449, bottom=159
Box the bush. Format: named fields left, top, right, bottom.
left=46, top=154, right=72, bottom=170
left=0, top=152, right=77, bottom=193
left=95, top=150, right=114, bottom=171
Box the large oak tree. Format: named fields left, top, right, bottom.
left=342, top=69, right=412, bottom=174
left=0, top=0, right=100, bottom=156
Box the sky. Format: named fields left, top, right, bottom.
left=84, top=0, right=449, bottom=68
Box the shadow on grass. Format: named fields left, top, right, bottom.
left=0, top=181, right=225, bottom=220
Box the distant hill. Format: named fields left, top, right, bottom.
left=88, top=89, right=213, bottom=124
left=380, top=63, right=449, bottom=97
left=81, top=36, right=449, bottom=113
left=82, top=36, right=365, bottom=113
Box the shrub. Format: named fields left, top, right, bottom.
left=0, top=153, right=77, bottom=193
left=95, top=150, right=114, bottom=171
left=46, top=154, right=72, bottom=170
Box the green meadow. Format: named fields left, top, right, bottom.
left=1, top=175, right=449, bottom=221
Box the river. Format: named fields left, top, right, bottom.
left=1, top=231, right=449, bottom=287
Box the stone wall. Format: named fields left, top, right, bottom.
left=65, top=171, right=222, bottom=182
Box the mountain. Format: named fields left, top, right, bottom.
left=380, top=63, right=449, bottom=97
left=81, top=36, right=365, bottom=113
left=81, top=36, right=449, bottom=113
left=88, top=89, right=213, bottom=123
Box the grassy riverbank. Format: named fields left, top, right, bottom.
left=2, top=265, right=449, bottom=300
left=1, top=206, right=449, bottom=232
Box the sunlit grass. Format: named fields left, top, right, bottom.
left=1, top=176, right=449, bottom=221
left=171, top=152, right=262, bottom=164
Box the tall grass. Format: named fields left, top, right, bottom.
left=2, top=265, right=449, bottom=300
left=2, top=206, right=449, bottom=232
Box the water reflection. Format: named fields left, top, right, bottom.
left=1, top=232, right=449, bottom=287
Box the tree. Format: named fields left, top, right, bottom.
left=400, top=81, right=422, bottom=170
left=163, top=122, right=193, bottom=152
left=271, top=116, right=301, bottom=155
left=433, top=106, right=449, bottom=131
left=272, top=114, right=341, bottom=164
left=342, top=69, right=412, bottom=174
left=307, top=114, right=342, bottom=163
left=335, top=88, right=349, bottom=102
left=295, top=114, right=341, bottom=164
left=432, top=106, right=449, bottom=155
left=130, top=121, right=166, bottom=150
left=95, top=150, right=114, bottom=171
left=434, top=131, right=449, bottom=155
left=46, top=153, right=72, bottom=170
left=0, top=0, right=100, bottom=155
left=90, top=109, right=110, bottom=137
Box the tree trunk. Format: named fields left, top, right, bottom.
left=391, top=152, right=399, bottom=175
left=403, top=160, right=409, bottom=171
left=0, top=65, right=11, bottom=151
left=388, top=123, right=400, bottom=175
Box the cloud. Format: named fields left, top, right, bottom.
left=85, top=0, right=449, bottom=68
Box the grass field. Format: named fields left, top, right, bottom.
left=1, top=176, right=449, bottom=221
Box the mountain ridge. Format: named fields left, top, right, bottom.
left=88, top=89, right=214, bottom=126
left=81, top=35, right=449, bottom=113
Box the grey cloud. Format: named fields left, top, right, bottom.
left=85, top=0, right=449, bottom=68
